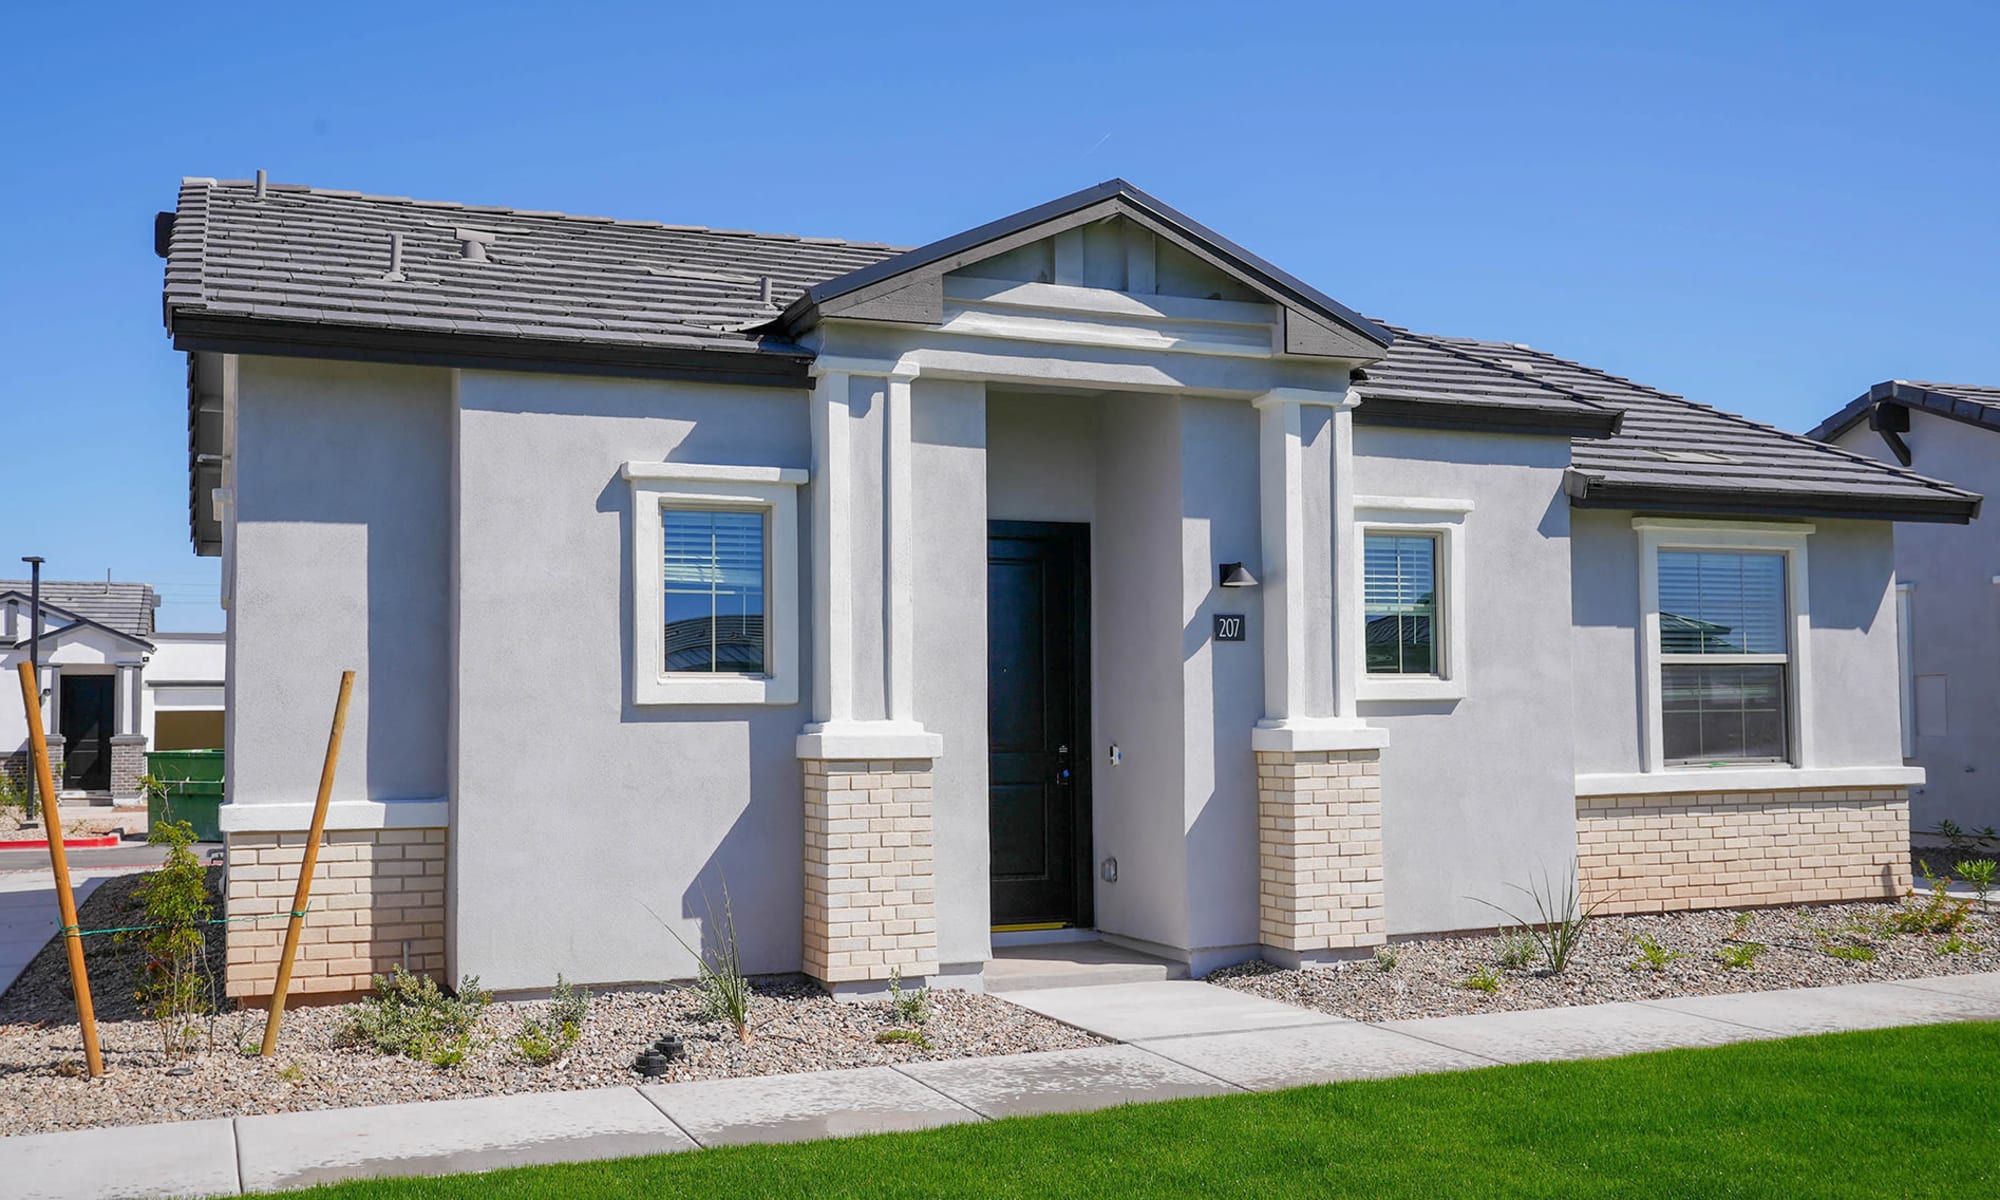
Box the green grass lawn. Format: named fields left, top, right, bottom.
left=277, top=1022, right=2000, bottom=1199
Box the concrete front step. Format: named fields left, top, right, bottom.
left=981, top=940, right=1189, bottom=993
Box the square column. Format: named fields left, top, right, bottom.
left=801, top=758, right=937, bottom=994
left=1257, top=747, right=1385, bottom=963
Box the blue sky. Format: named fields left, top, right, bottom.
left=7, top=1, right=1997, bottom=632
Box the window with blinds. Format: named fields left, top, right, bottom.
left=1657, top=550, right=1788, bottom=763
left=662, top=509, right=767, bottom=674
left=1364, top=533, right=1438, bottom=675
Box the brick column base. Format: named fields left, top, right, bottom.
left=1257, top=748, right=1385, bottom=966
left=110, top=735, right=147, bottom=803
left=802, top=758, right=936, bottom=993
left=223, top=828, right=448, bottom=1003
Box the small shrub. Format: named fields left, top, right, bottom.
left=120, top=819, right=214, bottom=1060
left=1937, top=933, right=1982, bottom=956
left=1716, top=942, right=1766, bottom=970
left=337, top=967, right=489, bottom=1060
left=1933, top=820, right=1999, bottom=858
left=1459, top=966, right=1501, bottom=993
left=1825, top=943, right=1877, bottom=962
left=275, top=1062, right=305, bottom=1084
left=1891, top=864, right=1972, bottom=935
left=1373, top=946, right=1398, bottom=972
left=1495, top=928, right=1538, bottom=971
left=1626, top=933, right=1681, bottom=972
left=875, top=1028, right=932, bottom=1049
left=513, top=976, right=591, bottom=1066
left=887, top=967, right=928, bottom=1027
left=664, top=885, right=754, bottom=1044
left=1730, top=911, right=1755, bottom=936
left=1471, top=860, right=1606, bottom=974
left=1955, top=859, right=1996, bottom=911
left=0, top=764, right=35, bottom=824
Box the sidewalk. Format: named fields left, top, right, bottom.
left=7, top=971, right=1999, bottom=1199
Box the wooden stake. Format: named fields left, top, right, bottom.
left=16, top=662, right=102, bottom=1078
left=260, top=670, right=354, bottom=1057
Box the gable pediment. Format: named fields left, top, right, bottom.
left=781, top=181, right=1390, bottom=363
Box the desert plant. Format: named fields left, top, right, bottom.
left=1730, top=911, right=1755, bottom=936
left=887, top=967, right=928, bottom=1027
left=663, top=885, right=754, bottom=1044
left=514, top=975, right=591, bottom=1066
left=337, top=967, right=489, bottom=1061
left=1373, top=946, right=1399, bottom=972
left=1936, top=932, right=1983, bottom=956
left=0, top=763, right=35, bottom=824
left=1459, top=966, right=1501, bottom=993
left=1891, top=863, right=1972, bottom=935
left=120, top=819, right=214, bottom=1060
left=1715, top=942, right=1766, bottom=970
left=875, top=1028, right=932, bottom=1049
left=1495, top=927, right=1538, bottom=971
left=1955, top=859, right=1996, bottom=911
left=275, top=1062, right=305, bottom=1084
left=1933, top=820, right=2000, bottom=858
left=1826, top=942, right=1877, bottom=962
left=1471, top=860, right=1606, bottom=974
left=1626, top=933, right=1682, bottom=972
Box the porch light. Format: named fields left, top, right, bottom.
left=1218, top=562, right=1259, bottom=588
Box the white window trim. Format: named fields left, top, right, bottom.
left=622, top=462, right=806, bottom=706
left=1354, top=497, right=1471, bottom=702
left=1634, top=518, right=1815, bottom=774
left=1896, top=581, right=1915, bottom=760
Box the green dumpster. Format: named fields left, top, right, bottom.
left=145, top=750, right=224, bottom=842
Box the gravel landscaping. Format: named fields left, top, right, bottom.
left=0, top=873, right=1100, bottom=1136
left=1210, top=897, right=2000, bottom=1022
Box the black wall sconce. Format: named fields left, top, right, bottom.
left=1218, top=562, right=1259, bottom=588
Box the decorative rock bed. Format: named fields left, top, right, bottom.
left=0, top=875, right=1100, bottom=1137
left=1210, top=897, right=2000, bottom=1022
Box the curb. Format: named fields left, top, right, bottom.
left=0, top=835, right=124, bottom=851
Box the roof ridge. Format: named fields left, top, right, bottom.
left=200, top=177, right=910, bottom=253
left=1391, top=327, right=1617, bottom=415
left=1478, top=340, right=1975, bottom=498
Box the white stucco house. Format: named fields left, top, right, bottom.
left=1811, top=382, right=2000, bottom=840
left=1, top=580, right=225, bottom=804
left=155, top=175, right=1980, bottom=1002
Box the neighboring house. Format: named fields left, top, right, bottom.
left=155, top=175, right=1979, bottom=1003
left=1810, top=382, right=2000, bottom=839
left=0, top=581, right=225, bottom=803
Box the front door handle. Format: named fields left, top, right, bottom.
left=1055, top=744, right=1071, bottom=787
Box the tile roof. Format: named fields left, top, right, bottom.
left=1809, top=380, right=2000, bottom=443
left=0, top=581, right=159, bottom=638
left=160, top=177, right=1980, bottom=521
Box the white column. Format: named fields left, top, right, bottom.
left=117, top=663, right=141, bottom=736
left=1250, top=386, right=1386, bottom=754
left=797, top=358, right=942, bottom=761
left=37, top=665, right=58, bottom=739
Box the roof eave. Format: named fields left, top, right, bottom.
left=1565, top=472, right=1983, bottom=525
left=1356, top=396, right=1623, bottom=440
left=169, top=312, right=816, bottom=388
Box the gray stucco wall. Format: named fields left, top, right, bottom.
left=230, top=357, right=451, bottom=809
left=1570, top=508, right=1905, bottom=776
left=450, top=370, right=813, bottom=991
left=1834, top=411, right=1999, bottom=831
left=1354, top=428, right=1579, bottom=936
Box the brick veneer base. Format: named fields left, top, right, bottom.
left=802, top=758, right=937, bottom=987
left=110, top=734, right=147, bottom=802
left=1257, top=748, right=1385, bottom=960
left=223, top=828, right=447, bottom=1001
left=1577, top=788, right=1910, bottom=915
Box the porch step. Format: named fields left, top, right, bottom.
left=982, top=940, right=1189, bottom=993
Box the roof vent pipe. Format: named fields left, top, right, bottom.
left=383, top=232, right=406, bottom=282
left=254, top=169, right=266, bottom=200
left=759, top=276, right=774, bottom=308
left=455, top=227, right=497, bottom=262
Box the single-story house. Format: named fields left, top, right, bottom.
left=1810, top=383, right=2000, bottom=838
left=1, top=580, right=225, bottom=803
left=155, top=175, right=1981, bottom=1002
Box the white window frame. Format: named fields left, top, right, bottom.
left=1634, top=518, right=1814, bottom=774
left=1354, top=496, right=1471, bottom=702
left=622, top=462, right=805, bottom=706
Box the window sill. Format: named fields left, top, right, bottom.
left=1575, top=765, right=1926, bottom=797
left=636, top=674, right=797, bottom=707
left=1358, top=675, right=1466, bottom=703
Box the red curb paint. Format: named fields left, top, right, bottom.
left=0, top=835, right=124, bottom=851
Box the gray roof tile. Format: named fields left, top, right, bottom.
left=162, top=178, right=1980, bottom=521
left=0, top=581, right=160, bottom=638
left=1809, top=380, right=2000, bottom=442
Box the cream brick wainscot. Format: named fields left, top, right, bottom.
left=1256, top=748, right=1386, bottom=965
left=223, top=829, right=448, bottom=1001
left=1577, top=787, right=1911, bottom=915
left=801, top=758, right=938, bottom=991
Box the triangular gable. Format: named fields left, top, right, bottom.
left=779, top=180, right=1393, bottom=362
left=7, top=612, right=155, bottom=653
left=0, top=590, right=89, bottom=632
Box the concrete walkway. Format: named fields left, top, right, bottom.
left=0, top=872, right=107, bottom=994
left=7, top=972, right=1999, bottom=1199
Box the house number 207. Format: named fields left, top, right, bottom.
left=1213, top=614, right=1246, bottom=642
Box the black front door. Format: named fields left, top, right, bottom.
left=60, top=675, right=114, bottom=792
left=988, top=521, right=1091, bottom=929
